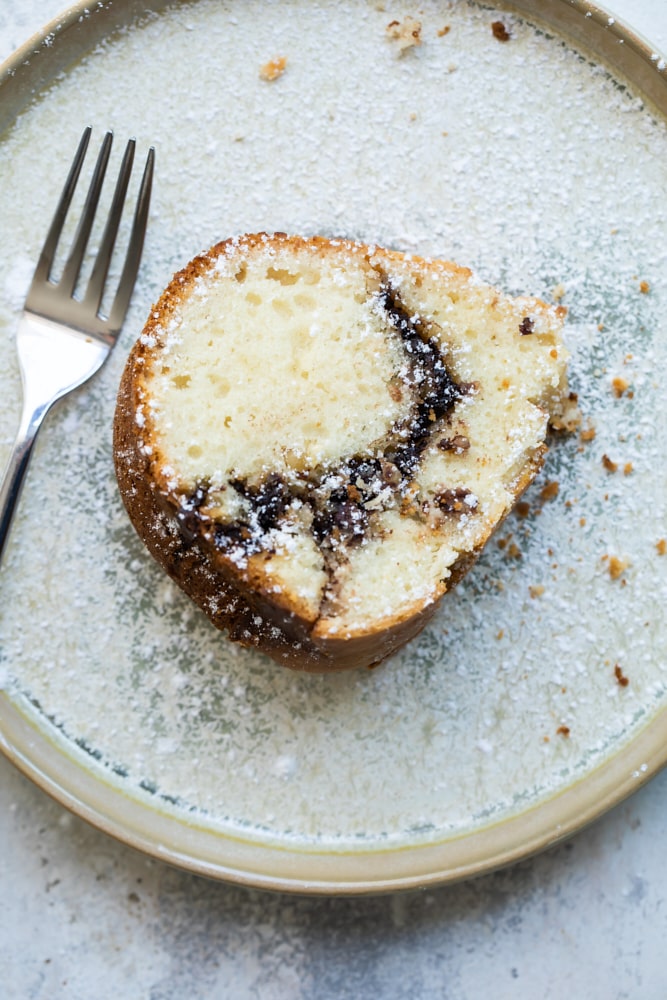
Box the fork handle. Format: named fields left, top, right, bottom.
left=0, top=401, right=50, bottom=566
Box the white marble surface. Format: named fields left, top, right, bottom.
left=2, top=1, right=667, bottom=998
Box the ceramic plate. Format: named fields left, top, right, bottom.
left=1, top=0, right=667, bottom=893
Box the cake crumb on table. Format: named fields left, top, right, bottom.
left=601, top=454, right=618, bottom=473
left=656, top=538, right=667, bottom=556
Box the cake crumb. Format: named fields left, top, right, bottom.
left=437, top=25, right=451, bottom=37
left=540, top=480, right=559, bottom=502
left=497, top=536, right=521, bottom=559
left=529, top=584, right=545, bottom=598
left=656, top=538, right=666, bottom=556
left=491, top=20, right=511, bottom=41
left=552, top=282, right=566, bottom=302
left=601, top=454, right=618, bottom=473
left=614, top=663, right=630, bottom=687
left=612, top=376, right=629, bottom=397
left=623, top=462, right=633, bottom=476
left=607, top=555, right=629, bottom=580
left=556, top=725, right=570, bottom=738
left=515, top=500, right=531, bottom=518
left=259, top=56, right=287, bottom=81
left=639, top=279, right=650, bottom=294
left=580, top=424, right=596, bottom=443
left=386, top=17, right=422, bottom=52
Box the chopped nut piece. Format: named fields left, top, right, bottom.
left=601, top=454, right=618, bottom=473
left=433, top=487, right=477, bottom=513
left=259, top=56, right=287, bottom=81
left=515, top=501, right=531, bottom=518
left=437, top=434, right=470, bottom=454
left=386, top=17, right=422, bottom=52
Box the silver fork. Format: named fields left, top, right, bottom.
left=0, top=127, right=154, bottom=564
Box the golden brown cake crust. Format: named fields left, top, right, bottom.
left=115, top=357, right=458, bottom=671
left=113, top=233, right=565, bottom=672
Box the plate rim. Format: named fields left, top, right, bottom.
left=1, top=0, right=667, bottom=895
left=2, top=689, right=664, bottom=894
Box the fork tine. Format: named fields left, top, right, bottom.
left=83, top=138, right=135, bottom=315
left=30, top=126, right=92, bottom=288
left=107, top=145, right=155, bottom=333
left=59, top=130, right=113, bottom=297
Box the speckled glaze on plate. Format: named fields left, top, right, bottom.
left=1, top=0, right=667, bottom=894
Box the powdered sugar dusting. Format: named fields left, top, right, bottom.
left=0, top=0, right=667, bottom=849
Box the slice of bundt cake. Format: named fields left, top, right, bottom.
left=114, top=233, right=569, bottom=671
